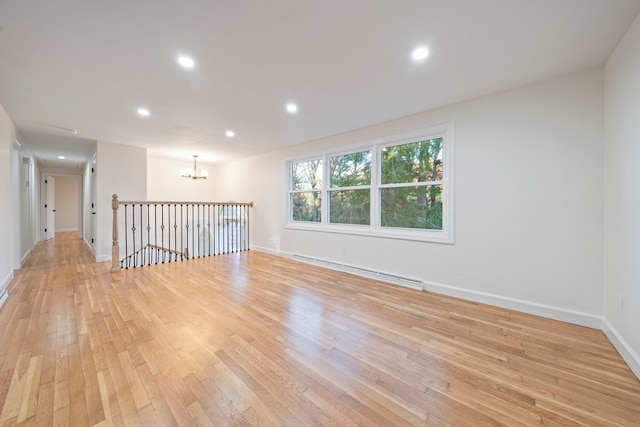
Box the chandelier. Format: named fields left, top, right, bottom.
left=180, top=155, right=208, bottom=180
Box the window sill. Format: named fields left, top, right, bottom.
left=285, top=221, right=454, bottom=244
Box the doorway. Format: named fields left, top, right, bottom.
left=41, top=173, right=83, bottom=241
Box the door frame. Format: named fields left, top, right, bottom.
left=39, top=170, right=85, bottom=242
left=44, top=175, right=55, bottom=240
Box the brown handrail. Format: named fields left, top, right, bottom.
left=111, top=194, right=253, bottom=272
left=146, top=243, right=187, bottom=258
left=118, top=200, right=253, bottom=207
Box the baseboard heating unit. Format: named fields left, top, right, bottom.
left=291, top=254, right=424, bottom=291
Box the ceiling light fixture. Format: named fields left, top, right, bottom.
left=225, top=130, right=235, bottom=138
left=286, top=102, right=298, bottom=114
left=412, top=46, right=429, bottom=61
left=58, top=156, right=66, bottom=160
left=180, top=155, right=208, bottom=180
left=177, top=55, right=195, bottom=69
left=137, top=107, right=151, bottom=117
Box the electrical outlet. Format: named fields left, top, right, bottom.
left=341, top=246, right=347, bottom=256
left=617, top=294, right=623, bottom=312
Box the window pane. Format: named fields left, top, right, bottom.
left=380, top=138, right=443, bottom=184
left=291, top=192, right=321, bottom=222
left=380, top=185, right=442, bottom=229
left=330, top=151, right=371, bottom=187
left=329, top=189, right=370, bottom=225
left=292, top=159, right=323, bottom=190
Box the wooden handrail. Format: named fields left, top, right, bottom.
left=111, top=194, right=253, bottom=271
left=117, top=200, right=253, bottom=207
left=146, top=243, right=187, bottom=258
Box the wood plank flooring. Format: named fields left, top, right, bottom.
left=0, top=232, right=638, bottom=426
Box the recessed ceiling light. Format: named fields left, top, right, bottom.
left=177, top=55, right=195, bottom=69
left=412, top=46, right=429, bottom=61
left=58, top=156, right=66, bottom=160
left=286, top=103, right=298, bottom=114
left=225, top=130, right=235, bottom=138
left=137, top=107, right=150, bottom=117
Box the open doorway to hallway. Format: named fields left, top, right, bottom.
left=41, top=173, right=82, bottom=241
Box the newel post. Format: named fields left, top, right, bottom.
left=111, top=194, right=120, bottom=272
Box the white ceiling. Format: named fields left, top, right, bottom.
left=1, top=0, right=638, bottom=168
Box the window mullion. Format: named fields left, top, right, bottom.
left=328, top=185, right=371, bottom=192
left=322, top=154, right=328, bottom=225
left=371, top=145, right=379, bottom=229
left=379, top=180, right=443, bottom=189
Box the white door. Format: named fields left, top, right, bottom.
left=45, top=176, right=55, bottom=240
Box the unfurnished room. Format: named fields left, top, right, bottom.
left=0, top=1, right=639, bottom=425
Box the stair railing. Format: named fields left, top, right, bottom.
left=111, top=194, right=253, bottom=272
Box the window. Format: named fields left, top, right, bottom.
left=290, top=159, right=323, bottom=222
left=329, top=151, right=371, bottom=225
left=287, top=123, right=454, bottom=243
left=380, top=138, right=443, bottom=230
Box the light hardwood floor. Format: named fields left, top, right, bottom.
left=0, top=232, right=638, bottom=426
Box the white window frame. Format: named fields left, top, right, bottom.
left=327, top=149, right=372, bottom=226
left=286, top=122, right=454, bottom=244
left=288, top=157, right=324, bottom=223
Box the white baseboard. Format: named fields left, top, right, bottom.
left=0, top=289, right=7, bottom=310
left=601, top=317, right=640, bottom=380
left=1, top=271, right=13, bottom=299
left=55, top=228, right=78, bottom=232
left=95, top=254, right=110, bottom=263
left=84, top=239, right=93, bottom=253
left=87, top=241, right=109, bottom=262
left=254, top=245, right=423, bottom=290
left=20, top=249, right=31, bottom=266
left=250, top=246, right=636, bottom=377
left=422, top=279, right=602, bottom=329
left=250, top=244, right=289, bottom=257
left=1, top=273, right=12, bottom=290
left=291, top=253, right=424, bottom=291
left=0, top=289, right=9, bottom=308
left=253, top=246, right=601, bottom=328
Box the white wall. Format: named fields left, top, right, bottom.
left=603, top=13, right=640, bottom=378
left=215, top=68, right=605, bottom=327
left=12, top=149, right=20, bottom=269
left=11, top=146, right=38, bottom=269
left=147, top=156, right=216, bottom=201
left=95, top=141, right=147, bottom=262
left=0, top=104, right=16, bottom=291
left=18, top=149, right=37, bottom=266
left=54, top=175, right=81, bottom=232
